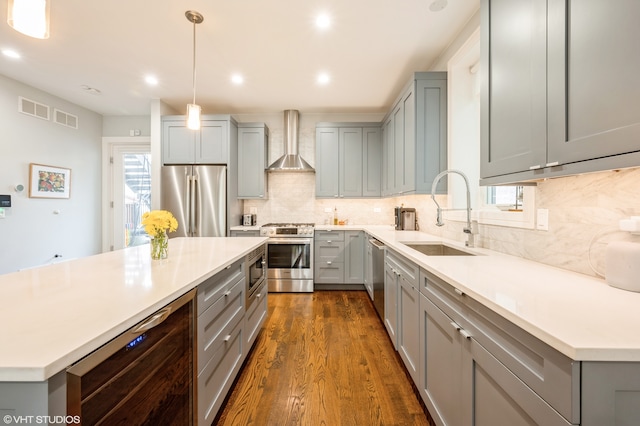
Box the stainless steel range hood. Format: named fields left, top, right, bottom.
left=267, top=110, right=314, bottom=172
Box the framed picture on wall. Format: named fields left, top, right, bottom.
left=29, top=163, right=72, bottom=199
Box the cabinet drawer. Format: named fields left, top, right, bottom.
left=197, top=278, right=244, bottom=367
left=387, top=249, right=419, bottom=287
left=314, top=230, right=345, bottom=242
left=315, top=241, right=344, bottom=261
left=197, top=258, right=245, bottom=315
left=245, top=279, right=268, bottom=348
left=465, top=296, right=579, bottom=424
left=315, top=263, right=344, bottom=283
left=198, top=319, right=244, bottom=425
left=422, top=268, right=579, bottom=424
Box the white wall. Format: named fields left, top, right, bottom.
left=0, top=74, right=103, bottom=274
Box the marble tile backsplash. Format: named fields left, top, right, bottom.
left=244, top=167, right=640, bottom=280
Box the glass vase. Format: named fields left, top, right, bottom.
left=150, top=231, right=168, bottom=260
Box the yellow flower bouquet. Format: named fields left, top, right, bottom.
left=141, top=210, right=178, bottom=260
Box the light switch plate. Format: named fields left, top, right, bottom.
left=536, top=209, right=549, bottom=231
left=0, top=208, right=5, bottom=219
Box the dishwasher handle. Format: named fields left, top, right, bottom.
left=369, top=238, right=385, bottom=250
left=131, top=308, right=172, bottom=334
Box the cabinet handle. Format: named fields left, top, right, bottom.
left=226, top=265, right=232, bottom=269
left=257, top=292, right=262, bottom=299
left=327, top=261, right=332, bottom=265
left=454, top=288, right=464, bottom=296
left=224, top=290, right=231, bottom=297
left=529, top=165, right=541, bottom=170
left=223, top=334, right=232, bottom=342
left=545, top=161, right=559, bottom=167
left=459, top=329, right=472, bottom=340
left=327, top=240, right=332, bottom=243
left=450, top=321, right=461, bottom=331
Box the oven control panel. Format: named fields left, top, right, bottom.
left=260, top=224, right=314, bottom=237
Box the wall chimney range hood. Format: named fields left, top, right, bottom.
left=267, top=110, right=314, bottom=172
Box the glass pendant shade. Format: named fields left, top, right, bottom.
left=7, top=0, right=50, bottom=39
left=187, top=104, right=201, bottom=130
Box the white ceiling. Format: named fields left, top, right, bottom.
left=0, top=0, right=479, bottom=116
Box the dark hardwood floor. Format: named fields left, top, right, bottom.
left=214, top=291, right=434, bottom=426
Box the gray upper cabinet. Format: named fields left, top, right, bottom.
left=162, top=115, right=231, bottom=165
left=238, top=123, right=268, bottom=199
left=315, top=123, right=382, bottom=198
left=481, top=0, right=640, bottom=184
left=383, top=72, right=448, bottom=196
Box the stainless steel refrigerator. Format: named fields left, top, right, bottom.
left=161, top=165, right=226, bottom=237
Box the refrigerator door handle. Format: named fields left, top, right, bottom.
left=190, top=174, right=197, bottom=237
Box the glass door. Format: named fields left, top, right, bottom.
left=110, top=144, right=151, bottom=250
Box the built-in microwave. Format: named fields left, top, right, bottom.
left=246, top=244, right=266, bottom=306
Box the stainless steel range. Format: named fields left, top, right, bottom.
left=260, top=223, right=314, bottom=293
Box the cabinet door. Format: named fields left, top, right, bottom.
left=344, top=231, right=364, bottom=284
left=420, top=294, right=463, bottom=426
left=384, top=260, right=398, bottom=349
left=398, top=274, right=420, bottom=385
left=339, top=128, right=363, bottom=197
left=199, top=121, right=228, bottom=164
left=382, top=117, right=395, bottom=196
left=315, top=128, right=340, bottom=198
left=547, top=0, right=640, bottom=166
left=393, top=102, right=404, bottom=195
left=401, top=87, right=416, bottom=193
left=415, top=77, right=448, bottom=194
left=480, top=0, right=548, bottom=178
left=462, top=336, right=572, bottom=426
left=162, top=120, right=196, bottom=164
left=238, top=126, right=266, bottom=198
left=363, top=127, right=382, bottom=197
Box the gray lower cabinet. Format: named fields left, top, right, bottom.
left=162, top=115, right=233, bottom=165
left=315, top=124, right=382, bottom=198
left=196, top=257, right=246, bottom=425
left=237, top=123, right=268, bottom=199
left=244, top=278, right=268, bottom=349
left=382, top=72, right=447, bottom=196
left=481, top=0, right=640, bottom=185
left=384, top=248, right=418, bottom=355
left=420, top=268, right=579, bottom=426
left=314, top=230, right=365, bottom=286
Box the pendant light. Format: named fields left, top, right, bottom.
left=7, top=0, right=50, bottom=39
left=185, top=10, right=203, bottom=130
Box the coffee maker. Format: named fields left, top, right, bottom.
left=394, top=207, right=417, bottom=230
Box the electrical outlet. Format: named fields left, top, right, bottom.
left=0, top=207, right=5, bottom=219
left=536, top=209, right=549, bottom=231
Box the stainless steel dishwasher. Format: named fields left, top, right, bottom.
left=369, top=238, right=385, bottom=320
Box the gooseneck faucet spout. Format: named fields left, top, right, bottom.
left=431, top=169, right=477, bottom=247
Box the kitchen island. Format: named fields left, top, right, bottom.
left=0, top=237, right=266, bottom=420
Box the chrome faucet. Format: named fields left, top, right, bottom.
left=431, top=169, right=478, bottom=247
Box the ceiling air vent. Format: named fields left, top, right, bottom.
left=19, top=96, right=49, bottom=120
left=54, top=109, right=78, bottom=129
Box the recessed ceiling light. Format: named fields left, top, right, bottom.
left=429, top=0, right=448, bottom=12
left=144, top=75, right=159, bottom=86
left=231, top=74, right=244, bottom=85
left=2, top=49, right=21, bottom=59
left=315, top=13, right=331, bottom=29
left=317, top=72, right=330, bottom=85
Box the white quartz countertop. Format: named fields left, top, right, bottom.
left=360, top=228, right=640, bottom=362
left=0, top=237, right=267, bottom=382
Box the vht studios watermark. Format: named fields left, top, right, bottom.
left=2, top=415, right=80, bottom=425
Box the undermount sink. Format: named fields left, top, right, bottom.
left=402, top=243, right=476, bottom=256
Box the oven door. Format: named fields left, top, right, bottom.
left=265, top=238, right=313, bottom=281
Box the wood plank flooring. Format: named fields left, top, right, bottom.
left=214, top=291, right=434, bottom=426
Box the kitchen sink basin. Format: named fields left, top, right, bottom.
left=402, top=243, right=476, bottom=256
